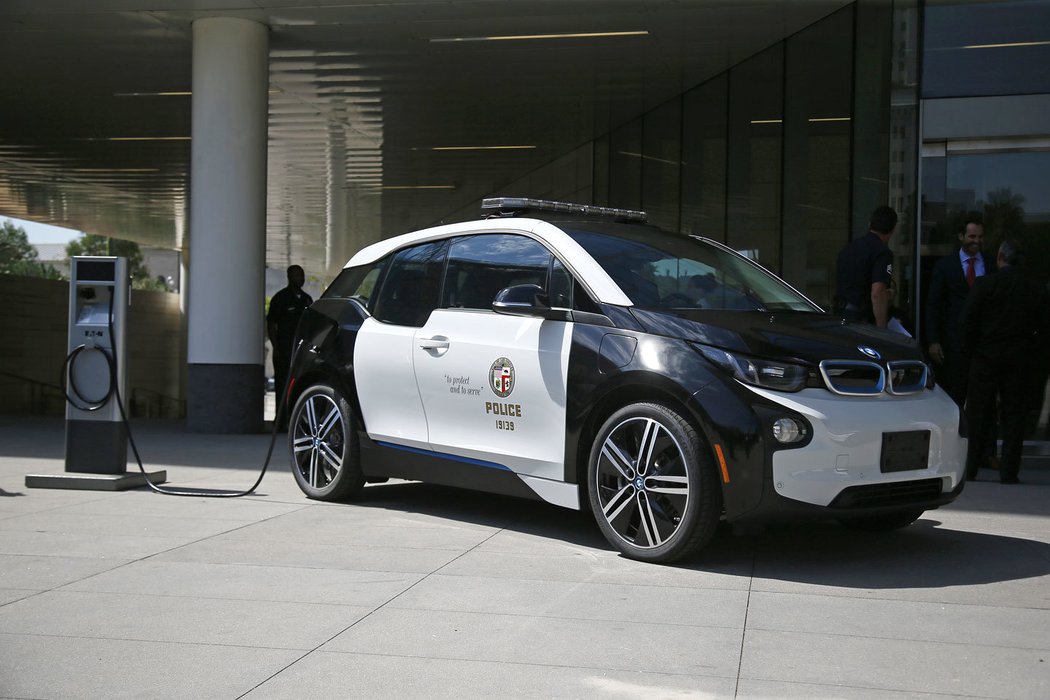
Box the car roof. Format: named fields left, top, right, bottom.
left=344, top=216, right=634, bottom=306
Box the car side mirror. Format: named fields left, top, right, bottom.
left=492, top=284, right=572, bottom=321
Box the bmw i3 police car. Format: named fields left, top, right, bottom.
left=285, top=197, right=966, bottom=563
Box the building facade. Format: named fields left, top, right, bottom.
left=449, top=0, right=1049, bottom=348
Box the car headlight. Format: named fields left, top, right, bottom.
left=695, top=343, right=808, bottom=392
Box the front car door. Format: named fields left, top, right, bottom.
left=412, top=233, right=574, bottom=498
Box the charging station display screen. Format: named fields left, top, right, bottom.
left=76, top=260, right=115, bottom=282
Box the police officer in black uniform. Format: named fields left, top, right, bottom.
left=834, top=205, right=897, bottom=328
left=268, top=265, right=313, bottom=426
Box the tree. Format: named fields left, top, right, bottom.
left=0, top=220, right=63, bottom=279
left=982, top=188, right=1026, bottom=242
left=66, top=234, right=166, bottom=290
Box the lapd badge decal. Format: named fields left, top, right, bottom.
left=489, top=357, right=515, bottom=398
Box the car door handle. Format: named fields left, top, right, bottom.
left=418, top=337, right=450, bottom=351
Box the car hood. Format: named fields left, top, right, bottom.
left=628, top=307, right=921, bottom=365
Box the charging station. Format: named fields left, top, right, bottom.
left=26, top=256, right=166, bottom=491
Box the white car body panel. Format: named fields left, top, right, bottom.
left=353, top=317, right=431, bottom=450
left=744, top=383, right=966, bottom=507
left=413, top=308, right=572, bottom=481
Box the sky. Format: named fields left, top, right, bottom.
left=1, top=216, right=82, bottom=245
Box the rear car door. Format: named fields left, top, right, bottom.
left=353, top=239, right=447, bottom=449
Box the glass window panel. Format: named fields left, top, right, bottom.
left=852, top=0, right=892, bottom=238
left=681, top=75, right=728, bottom=242
left=920, top=155, right=950, bottom=247
left=609, top=119, right=643, bottom=209
left=549, top=257, right=572, bottom=308
left=727, top=45, right=784, bottom=271
left=923, top=0, right=1050, bottom=98
left=642, top=99, right=682, bottom=231
left=442, top=234, right=552, bottom=310
left=565, top=226, right=817, bottom=312
left=947, top=151, right=1050, bottom=285
left=782, top=6, right=853, bottom=308
left=372, top=240, right=448, bottom=327
left=322, top=259, right=385, bottom=304
left=593, top=135, right=610, bottom=206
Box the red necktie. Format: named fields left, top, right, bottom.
left=966, top=256, right=976, bottom=287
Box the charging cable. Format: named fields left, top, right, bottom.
left=61, top=343, right=116, bottom=412
left=61, top=287, right=285, bottom=498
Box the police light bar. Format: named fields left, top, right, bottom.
left=482, top=197, right=648, bottom=222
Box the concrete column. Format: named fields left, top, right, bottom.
left=325, top=121, right=348, bottom=277
left=186, top=17, right=269, bottom=433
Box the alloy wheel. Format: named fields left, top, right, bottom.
left=292, top=393, right=345, bottom=488
left=594, top=416, right=690, bottom=549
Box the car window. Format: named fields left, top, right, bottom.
left=442, top=234, right=552, bottom=310
left=549, top=257, right=601, bottom=313
left=322, top=259, right=385, bottom=305
left=565, top=227, right=817, bottom=312
left=549, top=257, right=572, bottom=308
left=372, top=240, right=449, bottom=326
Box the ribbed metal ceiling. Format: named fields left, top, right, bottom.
left=0, top=0, right=849, bottom=273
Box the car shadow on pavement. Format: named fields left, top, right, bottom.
left=696, top=518, right=1050, bottom=589
left=355, top=481, right=611, bottom=550
left=352, top=481, right=1050, bottom=589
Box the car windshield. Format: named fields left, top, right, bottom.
left=564, top=225, right=819, bottom=312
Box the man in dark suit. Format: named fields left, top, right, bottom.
left=926, top=212, right=995, bottom=405
left=960, top=239, right=1050, bottom=483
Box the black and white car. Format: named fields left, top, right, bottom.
left=285, top=197, right=965, bottom=563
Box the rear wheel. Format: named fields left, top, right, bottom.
left=587, top=402, right=721, bottom=563
left=288, top=384, right=364, bottom=501
left=839, top=508, right=924, bottom=532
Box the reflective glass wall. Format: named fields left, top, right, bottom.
left=462, top=1, right=921, bottom=314
left=923, top=0, right=1050, bottom=98
left=680, top=75, right=727, bottom=242
left=782, top=9, right=853, bottom=307
left=726, top=45, right=783, bottom=269
left=919, top=1, right=1050, bottom=435
left=922, top=151, right=1050, bottom=287
left=920, top=0, right=1050, bottom=288
left=596, top=3, right=897, bottom=310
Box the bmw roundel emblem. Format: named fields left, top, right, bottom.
left=857, top=345, right=881, bottom=360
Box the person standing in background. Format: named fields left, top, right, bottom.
left=833, top=205, right=898, bottom=328
left=268, top=264, right=313, bottom=429
left=960, top=239, right=1050, bottom=483
left=926, top=212, right=996, bottom=405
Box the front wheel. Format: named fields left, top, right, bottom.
left=587, top=402, right=721, bottom=563
left=288, top=384, right=364, bottom=501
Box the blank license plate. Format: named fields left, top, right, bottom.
left=880, top=430, right=930, bottom=473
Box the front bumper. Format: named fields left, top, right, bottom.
left=733, top=384, right=967, bottom=520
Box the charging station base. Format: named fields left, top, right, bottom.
left=25, top=471, right=167, bottom=492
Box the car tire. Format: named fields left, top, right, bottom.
left=288, top=384, right=364, bottom=501
left=587, top=402, right=721, bottom=563
left=839, top=508, right=924, bottom=532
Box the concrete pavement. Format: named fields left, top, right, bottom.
left=1, top=416, right=1048, bottom=699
